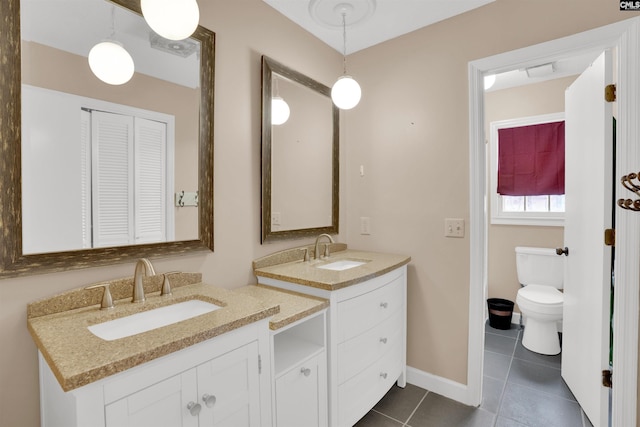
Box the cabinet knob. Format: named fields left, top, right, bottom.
left=380, top=302, right=388, bottom=309
left=379, top=337, right=388, bottom=344
left=187, top=401, right=202, bottom=416
left=300, top=367, right=311, bottom=377
left=380, top=372, right=388, bottom=379
left=202, top=394, right=216, bottom=408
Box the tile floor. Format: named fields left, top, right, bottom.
left=354, top=323, right=595, bottom=427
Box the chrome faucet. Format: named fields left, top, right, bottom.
left=314, top=233, right=334, bottom=260
left=132, top=258, right=156, bottom=303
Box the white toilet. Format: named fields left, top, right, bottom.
left=515, top=246, right=564, bottom=355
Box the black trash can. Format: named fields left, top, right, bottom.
left=487, top=298, right=514, bottom=330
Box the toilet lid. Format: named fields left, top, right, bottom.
left=519, top=285, right=563, bottom=305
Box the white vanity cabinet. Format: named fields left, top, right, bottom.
left=39, top=321, right=272, bottom=427
left=258, top=265, right=407, bottom=427
left=271, top=311, right=328, bottom=427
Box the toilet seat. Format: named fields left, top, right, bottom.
left=517, top=285, right=563, bottom=315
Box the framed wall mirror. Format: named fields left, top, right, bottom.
left=0, top=0, right=214, bottom=278
left=261, top=56, right=339, bottom=243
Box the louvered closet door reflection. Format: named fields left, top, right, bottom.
left=91, top=110, right=135, bottom=248
left=134, top=118, right=167, bottom=244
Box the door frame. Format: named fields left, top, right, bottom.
left=467, top=17, right=640, bottom=425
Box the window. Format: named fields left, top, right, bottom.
left=490, top=113, right=565, bottom=226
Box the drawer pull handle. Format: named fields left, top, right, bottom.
left=380, top=302, right=388, bottom=309
left=202, top=394, right=216, bottom=408
left=301, top=367, right=311, bottom=377
left=187, top=401, right=202, bottom=416
left=380, top=337, right=388, bottom=344
left=380, top=372, right=388, bottom=379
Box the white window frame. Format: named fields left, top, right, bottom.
left=489, top=112, right=565, bottom=227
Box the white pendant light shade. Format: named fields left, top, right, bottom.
left=484, top=74, right=496, bottom=90
left=271, top=97, right=290, bottom=125
left=331, top=75, right=361, bottom=110
left=141, top=0, right=200, bottom=41
left=88, top=41, right=135, bottom=85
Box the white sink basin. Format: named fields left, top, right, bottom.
left=317, top=259, right=368, bottom=271
left=88, top=299, right=221, bottom=341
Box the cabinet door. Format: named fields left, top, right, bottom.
left=275, top=354, right=326, bottom=427
left=196, top=342, right=261, bottom=427
left=105, top=369, right=198, bottom=427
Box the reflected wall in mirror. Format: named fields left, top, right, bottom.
left=0, top=0, right=214, bottom=277
left=261, top=56, right=339, bottom=243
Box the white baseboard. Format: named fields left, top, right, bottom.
left=511, top=312, right=521, bottom=325
left=408, top=313, right=523, bottom=407
left=406, top=366, right=476, bottom=406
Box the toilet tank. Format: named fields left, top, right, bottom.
left=515, top=246, right=564, bottom=289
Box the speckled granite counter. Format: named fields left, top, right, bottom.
left=235, top=285, right=329, bottom=330
left=28, top=281, right=279, bottom=392
left=253, top=248, right=411, bottom=291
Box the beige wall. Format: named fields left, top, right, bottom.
left=2, top=1, right=638, bottom=426
left=485, top=77, right=574, bottom=310
left=344, top=0, right=637, bottom=384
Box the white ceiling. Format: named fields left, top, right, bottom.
left=263, top=0, right=495, bottom=54
left=263, top=0, right=601, bottom=90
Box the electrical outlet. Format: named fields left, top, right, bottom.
left=360, top=217, right=371, bottom=235
left=445, top=218, right=464, bottom=238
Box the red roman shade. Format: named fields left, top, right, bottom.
left=497, top=121, right=565, bottom=196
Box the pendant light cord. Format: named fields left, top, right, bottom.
left=341, top=12, right=347, bottom=75
left=109, top=5, right=116, bottom=39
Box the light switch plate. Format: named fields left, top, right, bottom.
left=271, top=212, right=281, bottom=226
left=445, top=218, right=465, bottom=238
left=360, top=217, right=371, bottom=235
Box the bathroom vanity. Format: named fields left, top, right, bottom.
left=29, top=248, right=408, bottom=427
left=253, top=246, right=411, bottom=427
left=29, top=276, right=279, bottom=427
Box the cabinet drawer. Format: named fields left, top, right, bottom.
left=337, top=275, right=404, bottom=343
left=338, top=309, right=403, bottom=385
left=275, top=353, right=327, bottom=427
left=337, top=342, right=402, bottom=427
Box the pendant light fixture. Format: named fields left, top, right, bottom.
left=331, top=11, right=361, bottom=110
left=271, top=77, right=290, bottom=125
left=88, top=7, right=134, bottom=85
left=484, top=74, right=496, bottom=90
left=141, top=0, right=200, bottom=41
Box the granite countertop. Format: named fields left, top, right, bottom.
left=28, top=282, right=280, bottom=392
left=253, top=248, right=411, bottom=291
left=235, top=285, right=329, bottom=330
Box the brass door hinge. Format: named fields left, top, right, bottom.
left=602, top=369, right=612, bottom=388
left=605, top=84, right=616, bottom=102
left=604, top=228, right=615, bottom=246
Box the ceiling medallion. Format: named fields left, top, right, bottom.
left=309, top=0, right=376, bottom=28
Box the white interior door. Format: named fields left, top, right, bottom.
left=561, top=50, right=613, bottom=427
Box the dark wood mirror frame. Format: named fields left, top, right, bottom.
left=0, top=0, right=215, bottom=278
left=261, top=56, right=340, bottom=243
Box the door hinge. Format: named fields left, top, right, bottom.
left=258, top=354, right=262, bottom=374
left=604, top=228, right=615, bottom=246
left=605, top=84, right=616, bottom=102
left=602, top=369, right=612, bottom=388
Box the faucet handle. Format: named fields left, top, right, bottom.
left=324, top=243, right=331, bottom=258
left=85, top=282, right=114, bottom=310
left=302, top=248, right=310, bottom=262
left=161, top=271, right=180, bottom=296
